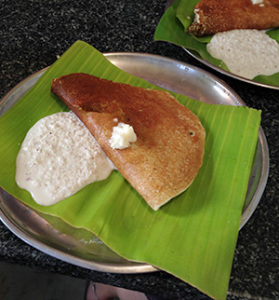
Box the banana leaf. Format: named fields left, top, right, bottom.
left=266, top=28, right=279, bottom=42
left=0, top=41, right=261, bottom=300
left=154, top=0, right=279, bottom=87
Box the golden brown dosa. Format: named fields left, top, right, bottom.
left=188, top=0, right=279, bottom=36
left=51, top=73, right=205, bottom=210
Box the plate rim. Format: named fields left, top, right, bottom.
left=0, top=52, right=270, bottom=273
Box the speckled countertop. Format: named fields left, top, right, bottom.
left=0, top=1, right=279, bottom=299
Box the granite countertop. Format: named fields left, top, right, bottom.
left=0, top=1, right=278, bottom=299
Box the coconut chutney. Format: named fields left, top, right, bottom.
left=207, top=29, right=279, bottom=79
left=16, top=112, right=114, bottom=206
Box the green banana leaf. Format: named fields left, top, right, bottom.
left=0, top=41, right=261, bottom=300
left=154, top=0, right=279, bottom=87
left=266, top=28, right=279, bottom=42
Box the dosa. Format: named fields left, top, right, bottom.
left=51, top=73, right=205, bottom=210
left=188, top=0, right=279, bottom=36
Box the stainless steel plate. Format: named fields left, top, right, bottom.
left=0, top=53, right=269, bottom=273
left=164, top=0, right=279, bottom=90
left=184, top=48, right=279, bottom=90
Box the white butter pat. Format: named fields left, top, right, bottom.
left=251, top=0, right=263, bottom=4
left=109, top=122, right=137, bottom=149
left=193, top=9, right=200, bottom=23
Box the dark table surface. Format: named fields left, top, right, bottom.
left=1, top=1, right=279, bottom=299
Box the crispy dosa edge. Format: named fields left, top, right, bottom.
left=51, top=73, right=205, bottom=210
left=188, top=0, right=279, bottom=36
